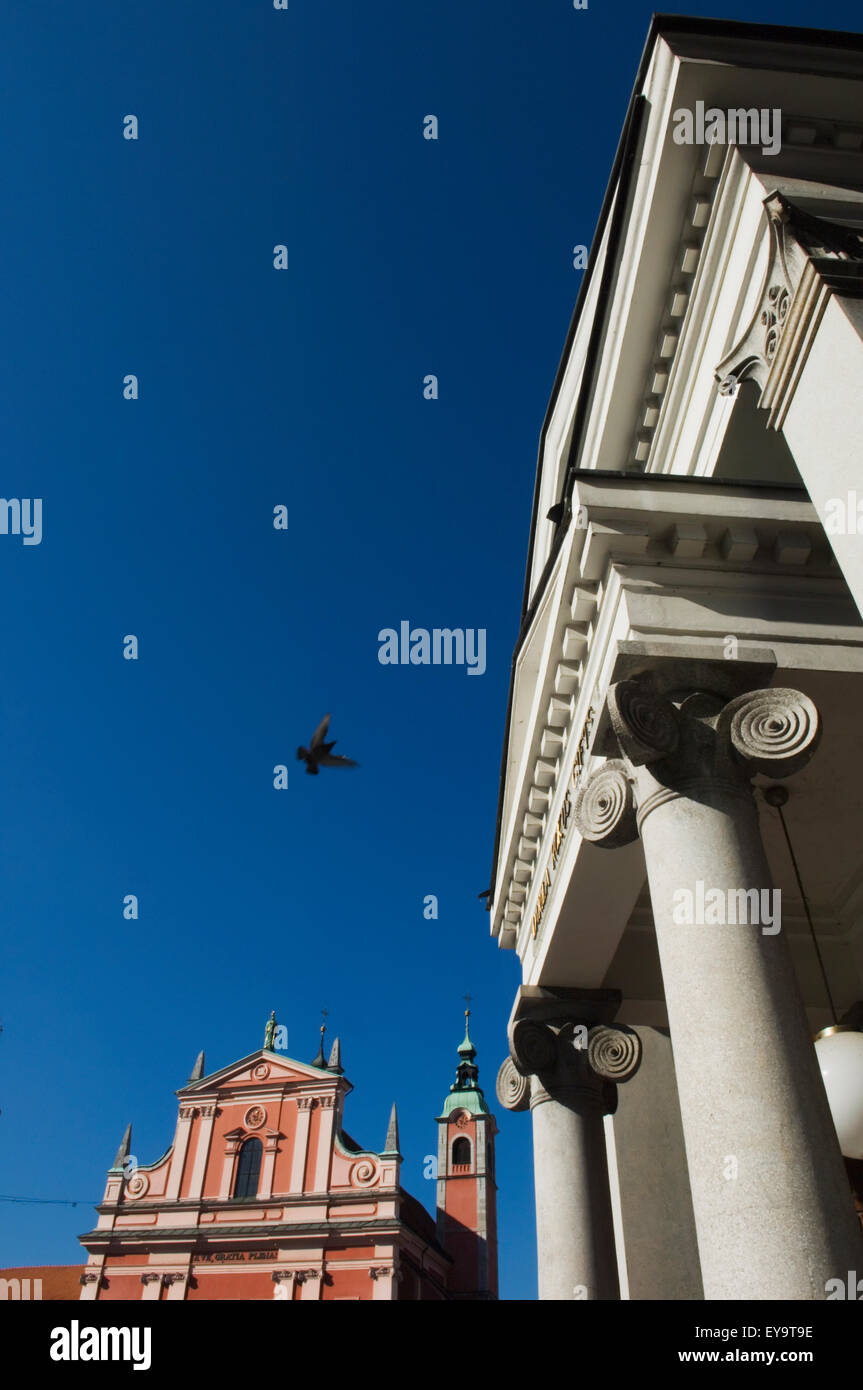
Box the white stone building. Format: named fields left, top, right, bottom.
left=489, top=16, right=863, bottom=1301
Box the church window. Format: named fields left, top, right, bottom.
left=233, top=1137, right=263, bottom=1198
left=452, top=1136, right=471, bottom=1166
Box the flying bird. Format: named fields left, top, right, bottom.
left=297, top=713, right=359, bottom=775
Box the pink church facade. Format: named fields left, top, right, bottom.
left=77, top=1020, right=497, bottom=1300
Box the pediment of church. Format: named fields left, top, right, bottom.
left=177, top=1050, right=341, bottom=1096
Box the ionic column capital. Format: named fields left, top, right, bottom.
left=498, top=988, right=642, bottom=1116
left=575, top=674, right=821, bottom=845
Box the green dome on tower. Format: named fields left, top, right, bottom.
left=438, top=1011, right=491, bottom=1117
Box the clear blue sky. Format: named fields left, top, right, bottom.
left=0, top=0, right=860, bottom=1300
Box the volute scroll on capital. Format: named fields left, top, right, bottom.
left=495, top=1057, right=531, bottom=1112
left=572, top=758, right=638, bottom=849
left=717, top=687, right=821, bottom=779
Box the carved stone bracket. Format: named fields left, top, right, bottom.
left=715, top=192, right=863, bottom=426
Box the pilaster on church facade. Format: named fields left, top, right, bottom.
left=488, top=16, right=863, bottom=1302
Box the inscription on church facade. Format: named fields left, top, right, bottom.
left=196, top=1250, right=278, bottom=1263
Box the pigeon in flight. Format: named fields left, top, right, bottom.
left=297, top=714, right=359, bottom=775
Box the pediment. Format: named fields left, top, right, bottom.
left=177, top=1049, right=343, bottom=1096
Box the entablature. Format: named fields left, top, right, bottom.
left=491, top=473, right=863, bottom=953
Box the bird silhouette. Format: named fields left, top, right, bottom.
left=297, top=713, right=359, bottom=775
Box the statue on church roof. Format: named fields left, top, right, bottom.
left=264, top=1011, right=277, bottom=1051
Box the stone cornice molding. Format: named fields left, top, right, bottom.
left=716, top=192, right=863, bottom=427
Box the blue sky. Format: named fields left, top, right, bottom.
left=0, top=0, right=861, bottom=1300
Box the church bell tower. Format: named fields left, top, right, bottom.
left=435, top=1013, right=498, bottom=1299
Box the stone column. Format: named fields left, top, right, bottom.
left=609, top=1027, right=703, bottom=1300
left=497, top=989, right=642, bottom=1300
left=575, top=665, right=863, bottom=1298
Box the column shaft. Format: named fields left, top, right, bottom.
left=531, top=1082, right=619, bottom=1300
left=641, top=785, right=862, bottom=1298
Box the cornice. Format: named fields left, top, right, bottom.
left=96, top=1184, right=401, bottom=1218
left=79, top=1213, right=414, bottom=1250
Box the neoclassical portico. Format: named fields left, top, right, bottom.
left=489, top=17, right=863, bottom=1300
left=575, top=658, right=860, bottom=1299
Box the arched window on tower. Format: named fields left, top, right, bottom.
left=233, top=1137, right=263, bottom=1199
left=452, top=1136, right=471, bottom=1167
